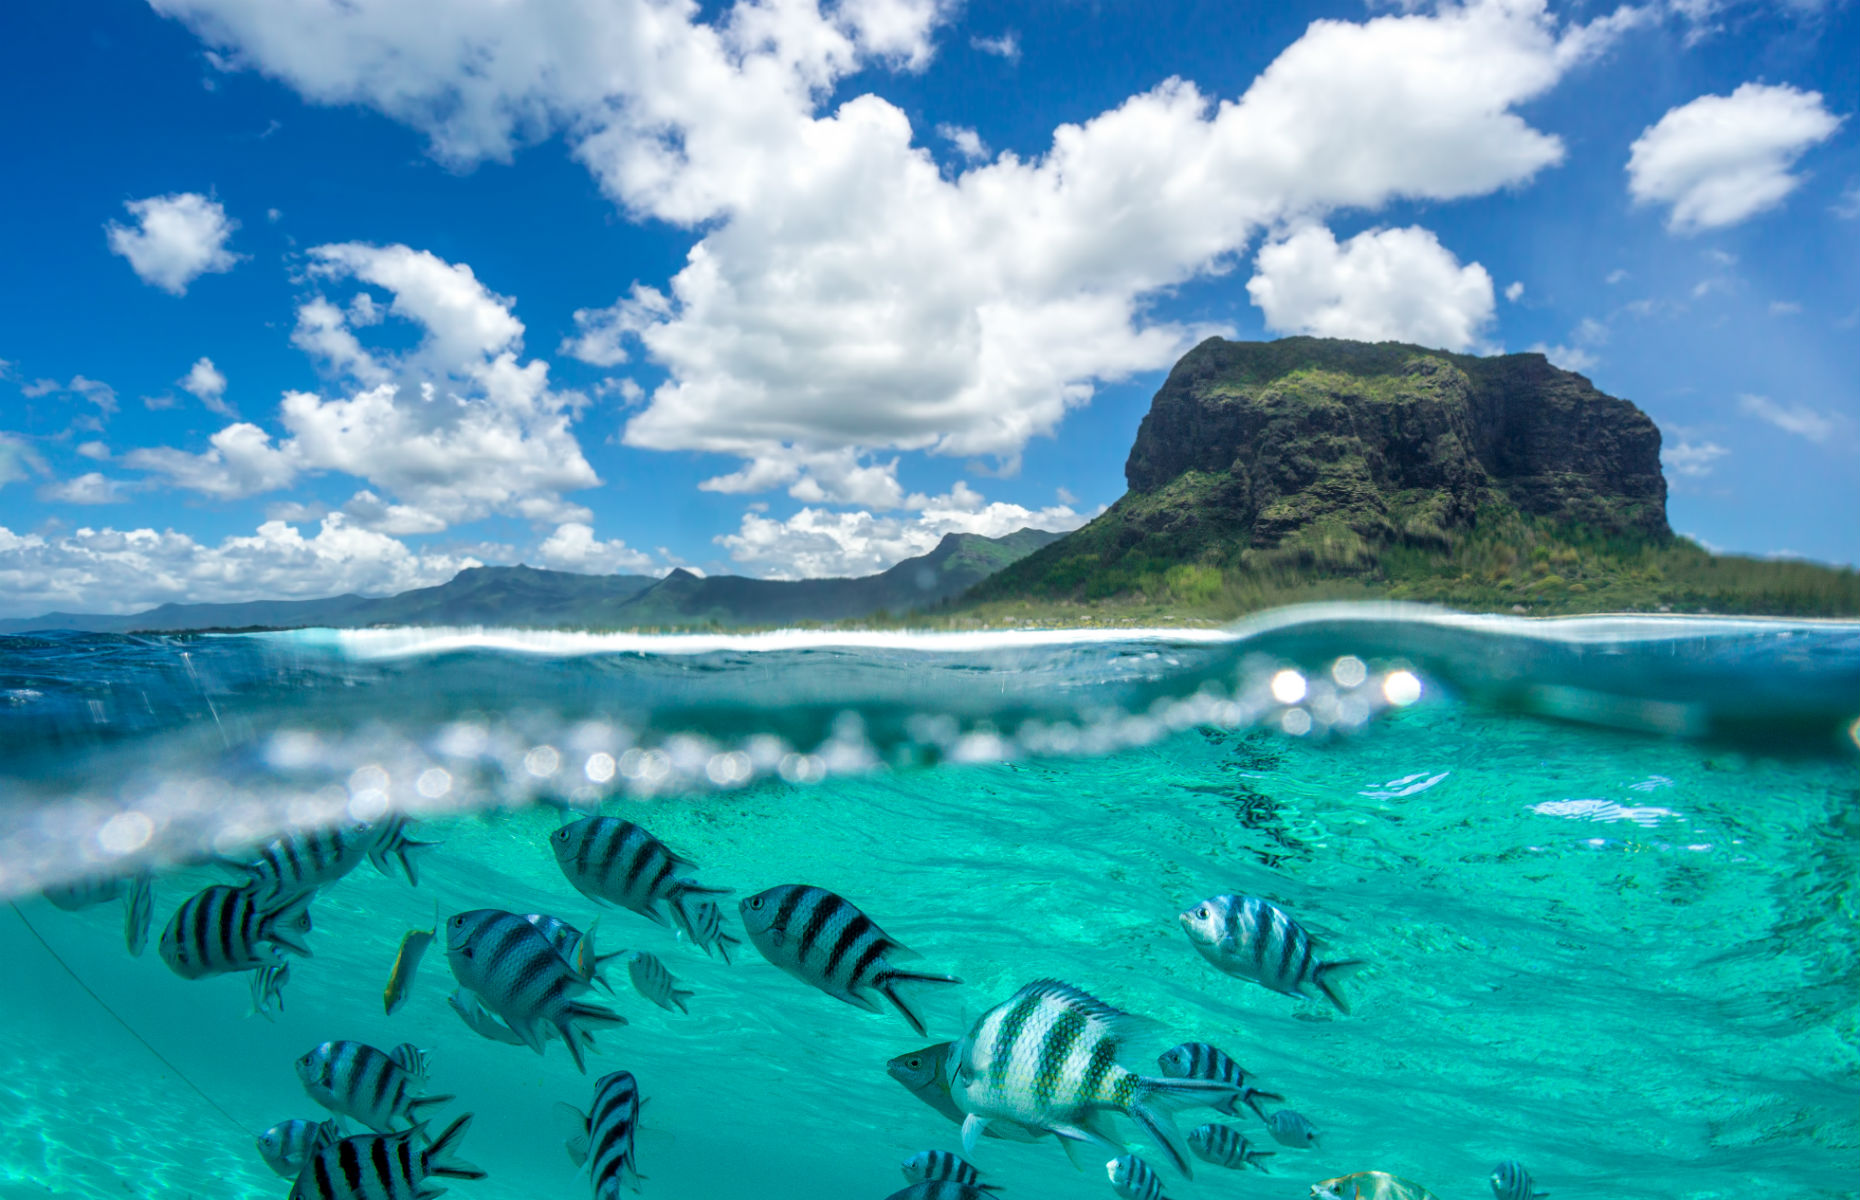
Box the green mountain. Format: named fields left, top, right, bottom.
left=969, top=336, right=1860, bottom=618
left=0, top=530, right=1061, bottom=634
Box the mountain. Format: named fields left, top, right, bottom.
left=0, top=530, right=1061, bottom=634
left=970, top=336, right=1860, bottom=617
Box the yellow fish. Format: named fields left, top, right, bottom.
left=384, top=904, right=439, bottom=1015
left=1311, top=1172, right=1439, bottom=1200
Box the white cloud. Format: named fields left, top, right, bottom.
left=1769, top=300, right=1802, bottom=316
left=1605, top=268, right=1629, bottom=285
left=1662, top=439, right=1727, bottom=478
left=154, top=0, right=1635, bottom=492
left=699, top=447, right=909, bottom=508
left=180, top=356, right=233, bottom=416
left=717, top=481, right=1089, bottom=578
left=0, top=433, right=47, bottom=488
left=1627, top=83, right=1842, bottom=233
left=1247, top=224, right=1496, bottom=350
left=937, top=123, right=989, bottom=162
left=104, top=193, right=242, bottom=294
left=970, top=31, right=1021, bottom=62
left=1737, top=393, right=1847, bottom=443
left=1834, top=184, right=1860, bottom=220
left=1530, top=343, right=1599, bottom=373
left=1504, top=281, right=1524, bottom=302
left=130, top=243, right=599, bottom=529
left=536, top=522, right=656, bottom=574
left=38, top=473, right=129, bottom=504
left=76, top=441, right=111, bottom=461
left=0, top=517, right=474, bottom=618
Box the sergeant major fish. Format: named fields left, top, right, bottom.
left=1186, top=1123, right=1274, bottom=1171
left=523, top=912, right=622, bottom=992
left=902, top=1149, right=996, bottom=1193
left=550, top=817, right=726, bottom=934
left=740, top=884, right=959, bottom=1036
left=43, top=871, right=153, bottom=957
left=884, top=1184, right=995, bottom=1200
left=446, top=908, right=627, bottom=1074
left=1490, top=1160, right=1548, bottom=1200
left=1267, top=1109, right=1320, bottom=1148
left=295, top=1040, right=450, bottom=1134
left=1179, top=894, right=1364, bottom=1014
left=676, top=895, right=741, bottom=964
left=288, top=1113, right=484, bottom=1200
left=950, top=979, right=1244, bottom=1178
left=885, top=1043, right=1048, bottom=1143
left=627, top=951, right=693, bottom=1014
left=255, top=1118, right=339, bottom=1179
left=159, top=884, right=313, bottom=979
left=1157, top=1042, right=1281, bottom=1119
left=558, top=1070, right=643, bottom=1198
left=1108, top=1154, right=1171, bottom=1200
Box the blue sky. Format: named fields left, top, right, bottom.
left=0, top=0, right=1855, bottom=616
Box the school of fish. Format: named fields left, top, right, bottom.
left=41, top=811, right=1552, bottom=1200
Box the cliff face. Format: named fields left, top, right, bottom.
left=1122, top=337, right=1669, bottom=550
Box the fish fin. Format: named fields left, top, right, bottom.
left=715, top=931, right=739, bottom=966
left=553, top=1102, right=590, bottom=1167
left=407, top=1094, right=454, bottom=1123
left=1313, top=960, right=1367, bottom=1015
left=874, top=971, right=960, bottom=1037
left=261, top=890, right=315, bottom=957
left=313, top=1120, right=341, bottom=1154
left=567, top=1001, right=629, bottom=1028
left=123, top=872, right=152, bottom=957
left=960, top=1114, right=989, bottom=1157
left=1233, top=1087, right=1283, bottom=1119
left=1127, top=1085, right=1201, bottom=1179
left=1247, top=1149, right=1275, bottom=1173
left=1011, top=979, right=1155, bottom=1045
left=508, top=1015, right=549, bottom=1057
left=559, top=1021, right=589, bottom=1074
left=1054, top=1129, right=1107, bottom=1172
left=424, top=1114, right=485, bottom=1181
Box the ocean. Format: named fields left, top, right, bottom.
left=1, top=605, right=1855, bottom=1200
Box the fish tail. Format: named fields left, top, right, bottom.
left=1231, top=1087, right=1283, bottom=1119
left=262, top=890, right=315, bottom=957
left=715, top=930, right=740, bottom=966
left=671, top=988, right=693, bottom=1015
left=875, top=970, right=961, bottom=1037
left=424, top=1114, right=485, bottom=1181
left=1313, top=960, right=1366, bottom=1015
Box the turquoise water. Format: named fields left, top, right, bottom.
left=2, top=608, right=1856, bottom=1199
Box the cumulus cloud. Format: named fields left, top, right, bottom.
left=104, top=193, right=242, bottom=294
left=130, top=243, right=599, bottom=529
left=1662, top=439, right=1727, bottom=478
left=154, top=0, right=1636, bottom=491
left=0, top=517, right=475, bottom=618
left=1247, top=225, right=1496, bottom=350
left=180, top=356, right=233, bottom=416
left=536, top=522, right=656, bottom=574
left=717, top=481, right=1090, bottom=578
left=1737, top=393, right=1848, bottom=443
left=38, top=473, right=129, bottom=504
left=1627, top=83, right=1842, bottom=233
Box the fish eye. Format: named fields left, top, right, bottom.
left=1196, top=906, right=1209, bottom=919
left=748, top=897, right=763, bottom=909
left=553, top=829, right=568, bottom=841
left=906, top=1056, right=922, bottom=1069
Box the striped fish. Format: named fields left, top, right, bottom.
left=238, top=824, right=378, bottom=901
left=43, top=870, right=152, bottom=955
left=523, top=913, right=622, bottom=992
left=1312, top=1171, right=1440, bottom=1200
left=550, top=817, right=726, bottom=931
left=1179, top=894, right=1364, bottom=1014
left=43, top=875, right=126, bottom=910
left=366, top=815, right=439, bottom=887
left=445, top=908, right=628, bottom=1074
left=886, top=1043, right=1049, bottom=1143
left=1490, top=1160, right=1548, bottom=1200
left=287, top=1113, right=484, bottom=1200
left=676, top=895, right=741, bottom=965
left=902, top=1149, right=996, bottom=1192
left=1156, top=1042, right=1281, bottom=1119
left=739, top=884, right=959, bottom=1035
left=159, top=884, right=314, bottom=979
left=950, top=980, right=1242, bottom=1178
left=389, top=1044, right=428, bottom=1081
left=295, top=1040, right=451, bottom=1134
left=448, top=988, right=527, bottom=1047
left=256, top=1117, right=339, bottom=1179
left=1266, top=1108, right=1319, bottom=1148
left=558, top=1070, right=643, bottom=1199
left=249, top=963, right=291, bottom=1020
left=883, top=1184, right=996, bottom=1200
left=1108, top=1154, right=1171, bottom=1200
left=627, top=951, right=693, bottom=1014
left=1186, top=1123, right=1274, bottom=1171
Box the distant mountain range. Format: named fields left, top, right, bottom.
left=0, top=528, right=1063, bottom=634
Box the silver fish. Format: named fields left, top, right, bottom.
left=740, top=884, right=958, bottom=1035
left=1108, top=1154, right=1172, bottom=1200
left=523, top=912, right=622, bottom=992
left=676, top=895, right=741, bottom=964
left=885, top=1043, right=1048, bottom=1143
left=1187, top=1122, right=1274, bottom=1171
left=159, top=884, right=313, bottom=979
left=551, top=817, right=726, bottom=932
left=951, top=979, right=1242, bottom=1178
left=295, top=1040, right=450, bottom=1134
left=389, top=1043, right=429, bottom=1081
left=445, top=908, right=627, bottom=1073
left=902, top=1149, right=996, bottom=1192
left=884, top=1184, right=995, bottom=1200
left=448, top=988, right=527, bottom=1047
left=1157, top=1042, right=1281, bottom=1119
left=45, top=870, right=152, bottom=956
left=627, top=951, right=693, bottom=1014
left=1267, top=1108, right=1320, bottom=1148
left=559, top=1070, right=643, bottom=1198
left=1179, top=894, right=1363, bottom=1013
left=236, top=824, right=377, bottom=901
left=249, top=962, right=291, bottom=1020
left=287, top=1113, right=484, bottom=1200
left=255, top=1117, right=339, bottom=1179
left=1490, top=1160, right=1548, bottom=1200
